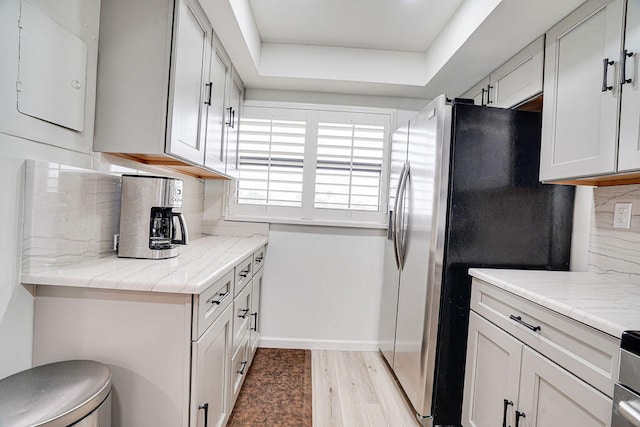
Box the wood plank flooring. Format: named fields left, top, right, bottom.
left=312, top=350, right=421, bottom=427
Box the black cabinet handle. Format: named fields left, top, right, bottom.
left=239, top=268, right=250, bottom=278
left=503, top=399, right=513, bottom=427
left=509, top=315, right=541, bottom=332
left=231, top=109, right=236, bottom=129
left=204, top=82, right=212, bottom=106
left=515, top=410, right=525, bottom=427
left=237, top=360, right=248, bottom=375
left=622, top=50, right=634, bottom=85
left=251, top=312, right=258, bottom=331
left=481, top=87, right=487, bottom=106
left=199, top=403, right=209, bottom=427
left=225, top=107, right=233, bottom=127
left=486, top=85, right=494, bottom=104
left=238, top=308, right=250, bottom=319
left=206, top=290, right=230, bottom=306
left=602, top=58, right=615, bottom=91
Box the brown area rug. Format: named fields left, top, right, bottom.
left=227, top=348, right=312, bottom=426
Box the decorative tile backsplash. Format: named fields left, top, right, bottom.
left=589, top=184, right=640, bottom=284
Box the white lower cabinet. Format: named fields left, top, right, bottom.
left=463, top=296, right=613, bottom=427
left=191, top=305, right=233, bottom=427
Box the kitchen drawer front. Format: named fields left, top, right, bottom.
left=232, top=280, right=252, bottom=354
left=471, top=278, right=619, bottom=397
left=252, top=245, right=266, bottom=274
left=230, top=333, right=250, bottom=407
left=234, top=255, right=253, bottom=295
left=193, top=270, right=234, bottom=340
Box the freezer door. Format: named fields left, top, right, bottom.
left=379, top=123, right=409, bottom=366
left=393, top=95, right=451, bottom=417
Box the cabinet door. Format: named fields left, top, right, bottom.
left=461, top=77, right=490, bottom=106
left=204, top=43, right=230, bottom=173
left=540, top=0, right=625, bottom=181
left=224, top=72, right=242, bottom=178
left=517, top=346, right=612, bottom=427
left=191, top=305, right=233, bottom=427
left=249, top=267, right=263, bottom=357
left=462, top=312, right=523, bottom=427
left=618, top=0, right=640, bottom=172
left=167, top=0, right=210, bottom=165
left=232, top=280, right=252, bottom=354
left=490, top=36, right=544, bottom=108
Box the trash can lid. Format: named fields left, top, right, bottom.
left=0, top=360, right=111, bottom=426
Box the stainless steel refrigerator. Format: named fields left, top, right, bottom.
left=379, top=95, right=574, bottom=426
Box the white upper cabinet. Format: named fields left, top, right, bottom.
left=224, top=71, right=243, bottom=178
left=94, top=0, right=242, bottom=179
left=461, top=37, right=544, bottom=108
left=618, top=0, right=640, bottom=171
left=166, top=0, right=210, bottom=165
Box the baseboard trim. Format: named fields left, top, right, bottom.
left=258, top=337, right=380, bottom=352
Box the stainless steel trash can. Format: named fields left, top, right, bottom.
left=0, top=360, right=111, bottom=426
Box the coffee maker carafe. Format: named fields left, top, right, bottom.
left=118, top=175, right=189, bottom=259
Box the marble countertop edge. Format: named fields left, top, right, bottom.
left=468, top=268, right=640, bottom=338
left=21, top=234, right=269, bottom=294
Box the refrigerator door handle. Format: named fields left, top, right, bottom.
left=395, top=162, right=410, bottom=269
left=392, top=163, right=407, bottom=269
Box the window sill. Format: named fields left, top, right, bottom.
left=224, top=214, right=388, bottom=230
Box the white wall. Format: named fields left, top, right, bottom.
left=0, top=135, right=92, bottom=379
left=258, top=224, right=386, bottom=350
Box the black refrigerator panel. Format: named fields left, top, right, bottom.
left=431, top=104, right=575, bottom=425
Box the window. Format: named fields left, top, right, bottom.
left=227, top=104, right=392, bottom=227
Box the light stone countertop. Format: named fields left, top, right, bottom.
left=22, top=235, right=268, bottom=294
left=469, top=268, right=640, bottom=338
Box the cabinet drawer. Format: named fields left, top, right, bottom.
left=471, top=278, right=619, bottom=397
left=232, top=280, right=252, bottom=354
left=253, top=245, right=266, bottom=274
left=234, top=255, right=253, bottom=295
left=193, top=270, right=234, bottom=340
left=230, top=333, right=250, bottom=407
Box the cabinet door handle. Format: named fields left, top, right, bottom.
left=231, top=108, right=236, bottom=129
left=225, top=107, right=233, bottom=127
left=206, top=290, right=230, bottom=306
left=199, top=403, right=209, bottom=427
left=237, top=360, right=248, bottom=375
left=503, top=399, right=513, bottom=427
left=486, top=85, right=494, bottom=104
left=602, top=58, right=615, bottom=91
left=238, top=308, right=250, bottom=319
left=622, top=50, right=634, bottom=85
left=509, top=315, right=541, bottom=332
left=515, top=410, right=525, bottom=427
left=251, top=312, right=258, bottom=331
left=204, top=82, right=213, bottom=106
left=481, top=87, right=487, bottom=106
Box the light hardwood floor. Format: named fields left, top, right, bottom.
left=312, top=350, right=421, bottom=427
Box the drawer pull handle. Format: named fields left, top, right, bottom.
left=199, top=403, right=209, bottom=427
left=503, top=399, right=513, bottom=427
left=255, top=255, right=264, bottom=262
left=515, top=411, right=525, bottom=427
left=207, top=291, right=230, bottom=306
left=251, top=312, right=258, bottom=331
left=622, top=50, right=634, bottom=85
left=237, top=360, right=248, bottom=375
left=238, top=308, right=250, bottom=319
left=509, top=315, right=541, bottom=332
left=620, top=401, right=640, bottom=427
left=239, top=268, right=251, bottom=278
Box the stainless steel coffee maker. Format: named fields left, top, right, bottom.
left=118, top=175, right=189, bottom=259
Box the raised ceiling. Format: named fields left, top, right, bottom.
left=202, top=0, right=588, bottom=99
left=247, top=0, right=464, bottom=52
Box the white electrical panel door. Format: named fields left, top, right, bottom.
left=17, top=2, right=87, bottom=132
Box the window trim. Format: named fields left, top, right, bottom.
left=225, top=101, right=396, bottom=229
